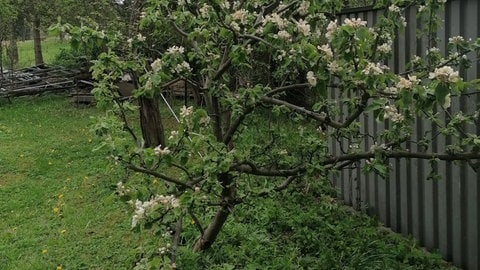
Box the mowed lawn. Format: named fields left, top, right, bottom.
left=0, top=95, right=138, bottom=269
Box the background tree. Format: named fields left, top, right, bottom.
left=0, top=0, right=16, bottom=74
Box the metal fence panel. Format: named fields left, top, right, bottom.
left=333, top=1, right=479, bottom=269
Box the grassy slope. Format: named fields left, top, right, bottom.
left=0, top=95, right=457, bottom=269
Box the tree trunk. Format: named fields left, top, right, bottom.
left=193, top=173, right=235, bottom=251
left=0, top=41, right=4, bottom=77
left=32, top=17, right=44, bottom=67
left=7, top=33, right=18, bottom=68
left=138, top=96, right=165, bottom=148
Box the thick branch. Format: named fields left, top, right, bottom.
left=260, top=96, right=343, bottom=128
left=231, top=161, right=305, bottom=177
left=223, top=105, right=255, bottom=145
left=264, top=83, right=310, bottom=97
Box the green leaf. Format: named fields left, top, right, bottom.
left=434, top=83, right=449, bottom=104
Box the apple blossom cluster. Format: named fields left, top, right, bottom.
left=151, top=58, right=163, bottom=73
left=383, top=104, right=404, bottom=123
left=318, top=44, right=333, bottom=59
left=306, top=71, right=317, bottom=87
left=166, top=45, right=185, bottom=55
left=298, top=1, right=310, bottom=15
left=325, top=20, right=338, bottom=41
left=131, top=195, right=180, bottom=228
left=397, top=75, right=420, bottom=89
left=449, top=36, right=465, bottom=44
left=180, top=105, right=193, bottom=118
left=344, top=18, right=368, bottom=29
left=429, top=66, right=460, bottom=83
left=296, top=19, right=311, bottom=36
left=174, top=61, right=192, bottom=74
left=363, top=62, right=388, bottom=76
left=154, top=145, right=171, bottom=155
left=263, top=13, right=288, bottom=30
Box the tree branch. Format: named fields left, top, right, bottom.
left=321, top=151, right=480, bottom=166
left=260, top=96, right=343, bottom=128
left=231, top=161, right=305, bottom=177
left=264, top=83, right=310, bottom=97
left=125, top=163, right=192, bottom=189
left=223, top=105, right=255, bottom=145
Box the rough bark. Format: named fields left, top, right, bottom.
left=7, top=31, right=18, bottom=68
left=32, top=17, right=44, bottom=67
left=138, top=96, right=165, bottom=148
left=193, top=173, right=235, bottom=251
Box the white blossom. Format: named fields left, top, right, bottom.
left=296, top=19, right=311, bottom=36
left=306, top=71, right=317, bottom=87
left=343, top=18, right=367, bottom=28
left=137, top=33, right=146, bottom=41
left=429, top=66, right=460, bottom=83
left=230, top=21, right=241, bottom=31
left=363, top=62, right=384, bottom=75
left=327, top=60, right=341, bottom=72
left=298, top=1, right=310, bottom=15
left=166, top=45, right=185, bottom=55
left=276, top=50, right=287, bottom=61
left=263, top=13, right=288, bottom=29
left=154, top=145, right=171, bottom=155
left=151, top=59, right=163, bottom=73
left=232, top=9, right=248, bottom=23
left=180, top=105, right=193, bottom=118
left=174, top=61, right=192, bottom=73
left=383, top=104, right=404, bottom=122
left=277, top=30, right=291, bottom=40
left=397, top=75, right=419, bottom=89
left=449, top=36, right=464, bottom=44
left=168, top=130, right=178, bottom=140
left=199, top=116, right=210, bottom=125
left=131, top=195, right=181, bottom=228
left=384, top=86, right=398, bottom=95
left=199, top=3, right=210, bottom=18
left=377, top=43, right=392, bottom=54
left=318, top=44, right=333, bottom=59
left=325, top=20, right=338, bottom=41
left=426, top=47, right=440, bottom=55
left=388, top=5, right=401, bottom=13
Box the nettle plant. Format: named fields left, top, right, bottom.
left=80, top=0, right=480, bottom=267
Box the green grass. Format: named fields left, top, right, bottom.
left=0, top=95, right=138, bottom=269
left=2, top=37, right=68, bottom=69
left=0, top=95, right=457, bottom=269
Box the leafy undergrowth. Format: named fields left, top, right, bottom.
left=0, top=95, right=456, bottom=269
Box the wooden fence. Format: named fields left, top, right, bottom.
left=331, top=1, right=479, bottom=269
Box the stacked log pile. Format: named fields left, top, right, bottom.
left=0, top=66, right=79, bottom=99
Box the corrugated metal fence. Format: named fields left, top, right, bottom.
left=330, top=1, right=479, bottom=269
